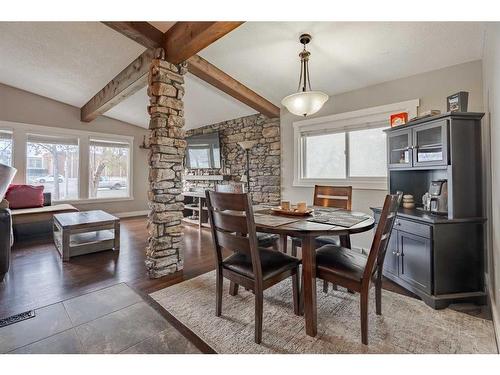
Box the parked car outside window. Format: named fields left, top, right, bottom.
left=98, top=176, right=127, bottom=190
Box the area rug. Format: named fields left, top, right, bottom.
left=151, top=271, right=498, bottom=354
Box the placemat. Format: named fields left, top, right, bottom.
left=254, top=215, right=301, bottom=227
left=308, top=210, right=370, bottom=228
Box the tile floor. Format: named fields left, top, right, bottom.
left=0, top=283, right=202, bottom=354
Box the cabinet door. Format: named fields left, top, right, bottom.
left=412, top=120, right=448, bottom=167
left=398, top=231, right=432, bottom=293
left=383, top=230, right=399, bottom=277
left=387, top=129, right=413, bottom=169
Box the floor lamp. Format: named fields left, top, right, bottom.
left=237, top=140, right=257, bottom=194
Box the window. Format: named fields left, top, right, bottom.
left=0, top=130, right=13, bottom=166
left=348, top=127, right=387, bottom=177
left=89, top=139, right=130, bottom=199
left=26, top=134, right=79, bottom=201
left=304, top=133, right=346, bottom=179
left=301, top=127, right=387, bottom=181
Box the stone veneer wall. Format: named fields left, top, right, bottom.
left=185, top=114, right=281, bottom=205
left=145, top=48, right=187, bottom=278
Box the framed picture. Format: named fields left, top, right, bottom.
left=390, top=112, right=408, bottom=127
left=447, top=91, right=468, bottom=112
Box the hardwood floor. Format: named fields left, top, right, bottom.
left=0, top=216, right=415, bottom=319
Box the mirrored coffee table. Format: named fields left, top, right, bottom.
left=53, top=210, right=120, bottom=261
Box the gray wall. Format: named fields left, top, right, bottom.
left=0, top=83, right=149, bottom=215
left=482, top=23, right=500, bottom=342
left=281, top=60, right=483, bottom=250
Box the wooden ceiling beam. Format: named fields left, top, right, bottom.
left=102, top=22, right=163, bottom=49
left=80, top=48, right=154, bottom=122
left=187, top=55, right=280, bottom=118
left=164, top=22, right=244, bottom=64
left=82, top=21, right=279, bottom=122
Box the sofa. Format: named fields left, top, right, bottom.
left=0, top=191, right=78, bottom=282
left=10, top=192, right=78, bottom=240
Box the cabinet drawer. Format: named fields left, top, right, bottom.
left=394, top=218, right=431, bottom=238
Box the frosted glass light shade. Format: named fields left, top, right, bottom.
left=281, top=91, right=329, bottom=117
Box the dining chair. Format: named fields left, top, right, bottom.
left=215, top=183, right=280, bottom=250
left=290, top=185, right=353, bottom=257
left=290, top=185, right=352, bottom=292
left=311, top=192, right=401, bottom=345
left=205, top=190, right=301, bottom=344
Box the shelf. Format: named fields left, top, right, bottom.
left=184, top=175, right=228, bottom=181
left=182, top=217, right=200, bottom=226
left=184, top=204, right=200, bottom=211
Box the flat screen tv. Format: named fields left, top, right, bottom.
left=185, top=132, right=221, bottom=169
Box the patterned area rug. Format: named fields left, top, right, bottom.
left=151, top=271, right=497, bottom=354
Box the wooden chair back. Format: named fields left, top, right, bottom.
left=313, top=185, right=352, bottom=210
left=362, top=193, right=402, bottom=283
left=215, top=183, right=245, bottom=193
left=205, top=190, right=262, bottom=280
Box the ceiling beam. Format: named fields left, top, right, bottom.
left=80, top=48, right=154, bottom=122
left=164, top=22, right=244, bottom=64
left=187, top=55, right=280, bottom=118
left=102, top=22, right=163, bottom=49
left=82, top=22, right=279, bottom=122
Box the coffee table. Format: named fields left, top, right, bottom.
left=53, top=210, right=120, bottom=261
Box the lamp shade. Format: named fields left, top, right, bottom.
left=0, top=163, right=17, bottom=200
left=281, top=90, right=329, bottom=117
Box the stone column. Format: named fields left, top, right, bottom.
left=145, top=48, right=187, bottom=278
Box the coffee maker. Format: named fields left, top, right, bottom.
left=429, top=179, right=448, bottom=215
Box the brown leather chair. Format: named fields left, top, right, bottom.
left=215, top=184, right=280, bottom=250
left=206, top=190, right=301, bottom=344
left=312, top=193, right=401, bottom=345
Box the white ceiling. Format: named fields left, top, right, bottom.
left=0, top=22, right=487, bottom=130
left=199, top=22, right=486, bottom=105
left=106, top=74, right=257, bottom=129
left=0, top=22, right=145, bottom=108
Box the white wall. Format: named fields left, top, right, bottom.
left=281, top=60, right=484, bottom=250
left=0, top=83, right=149, bottom=215
left=482, top=23, right=500, bottom=344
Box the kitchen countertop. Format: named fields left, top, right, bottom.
left=370, top=206, right=486, bottom=224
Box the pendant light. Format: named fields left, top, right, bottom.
left=281, top=33, right=328, bottom=117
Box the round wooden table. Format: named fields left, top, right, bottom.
left=254, top=207, right=375, bottom=337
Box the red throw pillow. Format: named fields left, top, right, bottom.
left=5, top=184, right=45, bottom=209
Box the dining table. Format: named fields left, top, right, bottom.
left=252, top=205, right=375, bottom=337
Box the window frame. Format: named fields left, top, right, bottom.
left=0, top=120, right=134, bottom=204
left=88, top=137, right=132, bottom=200
left=293, top=99, right=420, bottom=190
left=0, top=128, right=14, bottom=167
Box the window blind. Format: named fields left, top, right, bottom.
left=300, top=120, right=389, bottom=137
left=27, top=133, right=78, bottom=146
left=0, top=130, right=12, bottom=140
left=90, top=139, right=130, bottom=149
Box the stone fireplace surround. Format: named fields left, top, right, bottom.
left=184, top=114, right=281, bottom=206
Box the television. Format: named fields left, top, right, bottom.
left=185, top=133, right=221, bottom=169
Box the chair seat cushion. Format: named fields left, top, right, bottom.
left=290, top=236, right=340, bottom=247
left=316, top=245, right=368, bottom=281
left=315, top=235, right=340, bottom=247
left=223, top=248, right=300, bottom=280
left=256, top=232, right=279, bottom=248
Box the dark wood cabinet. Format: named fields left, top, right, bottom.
left=398, top=231, right=431, bottom=294
left=384, top=232, right=399, bottom=278
left=373, top=112, right=486, bottom=309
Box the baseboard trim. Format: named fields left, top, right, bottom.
left=490, top=296, right=500, bottom=353
left=115, top=210, right=148, bottom=218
